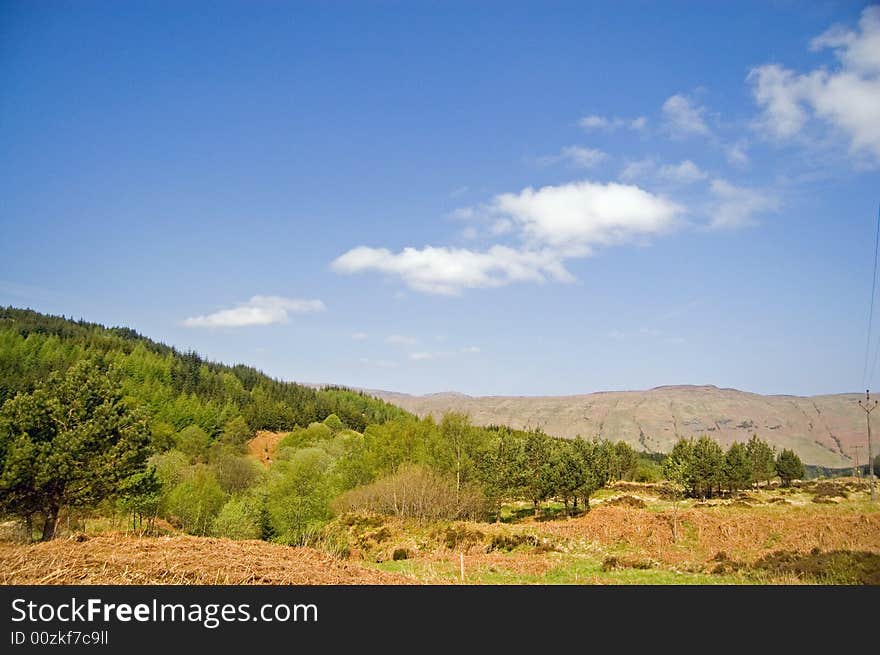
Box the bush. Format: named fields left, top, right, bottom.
left=634, top=459, right=663, bottom=483
left=323, top=413, right=344, bottom=434
left=266, top=448, right=336, bottom=545
left=334, top=464, right=488, bottom=521
left=213, top=495, right=262, bottom=540
left=174, top=425, right=211, bottom=463
left=164, top=465, right=227, bottom=535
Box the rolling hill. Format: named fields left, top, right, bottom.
left=372, top=386, right=868, bottom=468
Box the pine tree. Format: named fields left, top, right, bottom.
left=776, top=448, right=805, bottom=487
left=0, top=359, right=151, bottom=540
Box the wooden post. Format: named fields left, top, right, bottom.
left=459, top=553, right=465, bottom=583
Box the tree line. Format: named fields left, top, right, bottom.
left=663, top=434, right=805, bottom=498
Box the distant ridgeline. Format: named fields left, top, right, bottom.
left=0, top=307, right=410, bottom=436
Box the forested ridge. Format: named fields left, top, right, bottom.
left=0, top=306, right=409, bottom=434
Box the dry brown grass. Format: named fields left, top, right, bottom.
left=0, top=533, right=414, bottom=585
left=540, top=503, right=880, bottom=568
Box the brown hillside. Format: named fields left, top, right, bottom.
left=373, top=385, right=866, bottom=467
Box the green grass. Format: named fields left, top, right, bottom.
left=373, top=553, right=753, bottom=585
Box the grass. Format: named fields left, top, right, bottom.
left=374, top=552, right=753, bottom=585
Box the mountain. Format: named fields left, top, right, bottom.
left=372, top=385, right=866, bottom=467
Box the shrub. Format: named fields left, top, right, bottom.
left=164, top=465, right=227, bottom=535
left=213, top=495, right=262, bottom=540
left=266, top=448, right=336, bottom=545
left=334, top=464, right=488, bottom=521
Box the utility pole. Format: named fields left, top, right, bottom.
left=858, top=390, right=877, bottom=502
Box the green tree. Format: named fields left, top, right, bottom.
left=663, top=438, right=693, bottom=542
left=570, top=437, right=603, bottom=511
left=267, top=447, right=336, bottom=544
left=213, top=494, right=262, bottom=540
left=174, top=425, right=211, bottom=463
left=692, top=436, right=725, bottom=498
left=218, top=416, right=251, bottom=452
left=724, top=442, right=752, bottom=493
left=523, top=430, right=555, bottom=517
left=165, top=465, right=227, bottom=535
left=776, top=448, right=804, bottom=487
left=475, top=427, right=526, bottom=521
left=745, top=434, right=776, bottom=488
left=322, top=413, right=344, bottom=434
left=0, top=360, right=151, bottom=540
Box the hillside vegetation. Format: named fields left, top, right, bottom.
left=0, top=308, right=877, bottom=585
left=375, top=385, right=867, bottom=468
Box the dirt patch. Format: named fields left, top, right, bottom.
left=0, top=534, right=413, bottom=585
left=603, top=495, right=648, bottom=509
left=246, top=430, right=287, bottom=466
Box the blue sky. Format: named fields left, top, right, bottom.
left=2, top=1, right=879, bottom=396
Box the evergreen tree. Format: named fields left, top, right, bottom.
left=0, top=359, right=151, bottom=540
left=776, top=448, right=805, bottom=487
left=724, top=441, right=752, bottom=493
left=745, top=434, right=776, bottom=488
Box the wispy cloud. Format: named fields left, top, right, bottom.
left=657, top=160, right=708, bottom=184
left=461, top=345, right=481, bottom=354
left=351, top=332, right=368, bottom=341
left=359, top=357, right=398, bottom=368
left=662, top=94, right=710, bottom=137
left=536, top=145, right=608, bottom=169
left=386, top=334, right=418, bottom=346
left=578, top=114, right=647, bottom=131
left=183, top=296, right=325, bottom=328
left=708, top=179, right=780, bottom=229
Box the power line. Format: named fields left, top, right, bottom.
left=865, top=204, right=880, bottom=387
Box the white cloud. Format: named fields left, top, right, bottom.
left=608, top=330, right=625, bottom=340
left=657, top=160, right=708, bottom=184
left=708, top=179, right=780, bottom=229
left=538, top=145, right=607, bottom=169
left=408, top=352, right=435, bottom=361
left=461, top=226, right=478, bottom=240
left=578, top=115, right=647, bottom=131
left=662, top=94, right=710, bottom=137
left=749, top=7, right=880, bottom=160
left=461, top=346, right=481, bottom=354
left=490, top=218, right=513, bottom=235
left=332, top=244, right=574, bottom=295
left=491, top=180, right=683, bottom=252
left=333, top=180, right=684, bottom=294
left=183, top=296, right=325, bottom=328
left=351, top=332, right=368, bottom=341
left=386, top=334, right=418, bottom=346
left=726, top=142, right=750, bottom=167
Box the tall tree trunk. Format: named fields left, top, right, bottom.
left=41, top=504, right=59, bottom=541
